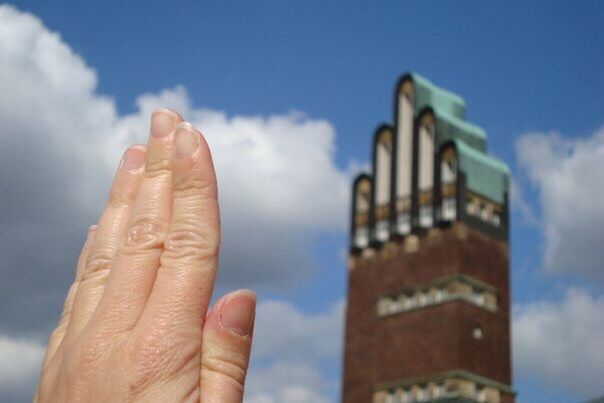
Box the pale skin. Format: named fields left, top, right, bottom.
left=35, top=109, right=256, bottom=402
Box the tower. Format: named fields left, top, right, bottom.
left=342, top=73, right=514, bottom=403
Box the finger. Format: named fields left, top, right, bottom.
left=60, top=145, right=146, bottom=346
left=41, top=225, right=96, bottom=369
left=92, top=109, right=182, bottom=333
left=75, top=225, right=98, bottom=281
left=139, top=121, right=219, bottom=333
left=200, top=290, right=256, bottom=403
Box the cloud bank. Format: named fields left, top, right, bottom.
left=0, top=3, right=348, bottom=336
left=0, top=4, right=346, bottom=402
left=246, top=299, right=344, bottom=403
left=513, top=288, right=604, bottom=398
left=2, top=3, right=603, bottom=403
left=517, top=127, right=604, bottom=283
left=515, top=126, right=604, bottom=398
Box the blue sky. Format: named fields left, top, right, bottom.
left=1, top=1, right=603, bottom=402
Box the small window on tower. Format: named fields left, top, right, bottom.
left=441, top=146, right=457, bottom=183
left=434, top=383, right=446, bottom=398
left=407, top=294, right=417, bottom=309
left=440, top=145, right=457, bottom=222
left=352, top=175, right=372, bottom=249
left=471, top=288, right=485, bottom=306
left=415, top=386, right=426, bottom=400
left=434, top=288, right=442, bottom=303
left=377, top=299, right=388, bottom=316
left=473, top=324, right=484, bottom=340
left=417, top=292, right=426, bottom=307
left=424, top=290, right=433, bottom=304
left=476, top=387, right=488, bottom=402
left=418, top=112, right=435, bottom=228
left=373, top=127, right=394, bottom=242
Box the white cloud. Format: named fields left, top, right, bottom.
left=245, top=362, right=333, bottom=403
left=252, top=299, right=345, bottom=361
left=516, top=127, right=604, bottom=283
left=115, top=87, right=350, bottom=287
left=0, top=335, right=45, bottom=401
left=0, top=4, right=348, bottom=401
left=0, top=3, right=121, bottom=337
left=123, top=86, right=348, bottom=232
left=0, top=3, right=349, bottom=334
left=513, top=288, right=604, bottom=398
left=509, top=177, right=537, bottom=226
left=245, top=299, right=344, bottom=403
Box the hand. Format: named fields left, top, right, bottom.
left=35, top=109, right=255, bottom=402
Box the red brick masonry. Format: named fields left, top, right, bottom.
left=342, top=224, right=513, bottom=402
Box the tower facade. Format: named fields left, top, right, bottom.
left=342, top=73, right=514, bottom=403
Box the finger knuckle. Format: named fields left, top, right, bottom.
left=201, top=350, right=248, bottom=391
left=163, top=223, right=219, bottom=261
left=107, top=188, right=136, bottom=209
left=173, top=175, right=217, bottom=200
left=82, top=250, right=115, bottom=281
left=122, top=215, right=166, bottom=253
left=144, top=154, right=171, bottom=178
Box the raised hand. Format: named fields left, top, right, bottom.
left=35, top=109, right=255, bottom=402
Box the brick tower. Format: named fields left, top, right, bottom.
left=342, top=73, right=514, bottom=403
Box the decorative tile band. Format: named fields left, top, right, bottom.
left=466, top=192, right=504, bottom=227
left=373, top=370, right=514, bottom=403
left=377, top=274, right=498, bottom=317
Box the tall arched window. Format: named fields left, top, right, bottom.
left=418, top=110, right=435, bottom=228
left=440, top=144, right=457, bottom=221
left=395, top=78, right=414, bottom=235
left=373, top=126, right=393, bottom=242
left=351, top=175, right=372, bottom=249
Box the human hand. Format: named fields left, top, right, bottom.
left=35, top=109, right=255, bottom=402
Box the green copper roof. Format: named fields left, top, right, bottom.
left=406, top=71, right=507, bottom=203
left=409, top=72, right=466, bottom=119
left=455, top=139, right=509, bottom=204
left=434, top=107, right=487, bottom=152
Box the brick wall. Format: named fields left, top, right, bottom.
left=342, top=223, right=512, bottom=402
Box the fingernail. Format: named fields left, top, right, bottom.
left=175, top=122, right=199, bottom=158
left=121, top=147, right=146, bottom=171
left=220, top=290, right=256, bottom=336
left=151, top=109, right=176, bottom=138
